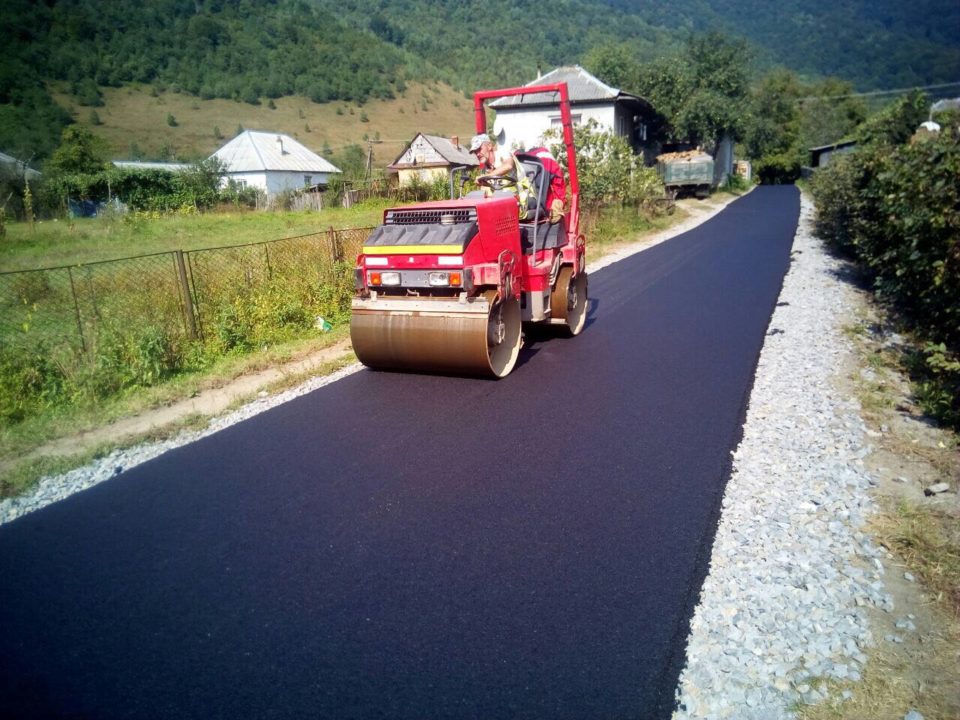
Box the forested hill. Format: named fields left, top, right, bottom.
left=319, top=0, right=960, bottom=92
left=600, top=0, right=960, bottom=90
left=1, top=0, right=413, bottom=159
left=2, top=0, right=958, bottom=161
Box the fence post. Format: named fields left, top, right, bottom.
left=329, top=226, right=344, bottom=264
left=174, top=250, right=198, bottom=340
left=67, top=267, right=86, bottom=354
left=264, top=243, right=273, bottom=279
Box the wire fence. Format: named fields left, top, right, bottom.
left=0, top=226, right=372, bottom=358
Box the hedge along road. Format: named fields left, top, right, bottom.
left=0, top=186, right=799, bottom=719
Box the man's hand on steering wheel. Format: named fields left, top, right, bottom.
left=476, top=173, right=517, bottom=191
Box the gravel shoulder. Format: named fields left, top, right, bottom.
left=673, top=195, right=959, bottom=719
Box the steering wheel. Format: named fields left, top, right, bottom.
left=476, top=173, right=517, bottom=191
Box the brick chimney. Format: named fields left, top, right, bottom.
left=451, top=135, right=460, bottom=148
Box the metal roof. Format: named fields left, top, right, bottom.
left=490, top=65, right=650, bottom=109
left=0, top=151, right=41, bottom=180
left=112, top=161, right=191, bottom=172
left=211, top=131, right=341, bottom=174
left=809, top=140, right=857, bottom=152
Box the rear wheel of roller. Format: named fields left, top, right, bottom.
left=483, top=290, right=522, bottom=378
left=550, top=266, right=588, bottom=336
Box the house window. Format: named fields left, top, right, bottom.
left=304, top=175, right=313, bottom=187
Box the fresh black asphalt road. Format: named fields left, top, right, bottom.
left=0, top=186, right=800, bottom=720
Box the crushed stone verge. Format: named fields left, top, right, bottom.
left=673, top=196, right=894, bottom=718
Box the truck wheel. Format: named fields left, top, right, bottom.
left=551, top=266, right=588, bottom=336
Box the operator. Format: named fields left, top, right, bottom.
left=468, top=133, right=566, bottom=223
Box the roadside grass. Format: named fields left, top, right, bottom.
left=800, top=297, right=960, bottom=718
left=586, top=202, right=689, bottom=256
left=1, top=201, right=389, bottom=271
left=1, top=417, right=208, bottom=499
left=796, top=630, right=959, bottom=720
left=0, top=327, right=352, bottom=495
left=876, top=502, right=960, bottom=618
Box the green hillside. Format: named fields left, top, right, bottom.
left=48, top=81, right=477, bottom=167
left=2, top=0, right=957, bottom=163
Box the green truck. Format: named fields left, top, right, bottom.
left=657, top=151, right=715, bottom=199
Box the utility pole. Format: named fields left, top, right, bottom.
left=365, top=139, right=383, bottom=182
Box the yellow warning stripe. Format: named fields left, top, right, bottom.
left=363, top=245, right=463, bottom=255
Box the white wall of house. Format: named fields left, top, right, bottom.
left=225, top=170, right=334, bottom=194
left=397, top=136, right=448, bottom=166
left=493, top=103, right=616, bottom=158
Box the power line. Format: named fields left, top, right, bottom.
left=796, top=80, right=960, bottom=102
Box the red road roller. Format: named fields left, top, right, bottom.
left=350, top=82, right=588, bottom=378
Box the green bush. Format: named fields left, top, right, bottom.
left=812, top=126, right=960, bottom=427
left=545, top=120, right=665, bottom=213
left=37, top=158, right=234, bottom=215
left=0, top=342, right=66, bottom=423
left=755, top=151, right=801, bottom=185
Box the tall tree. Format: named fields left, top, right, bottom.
left=582, top=43, right=641, bottom=91
left=46, top=126, right=109, bottom=175
left=636, top=33, right=751, bottom=148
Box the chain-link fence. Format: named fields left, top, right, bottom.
left=0, top=227, right=373, bottom=359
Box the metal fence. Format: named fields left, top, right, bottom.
left=0, top=227, right=372, bottom=356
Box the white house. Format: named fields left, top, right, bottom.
left=489, top=65, right=658, bottom=161
left=210, top=131, right=341, bottom=196
left=388, top=134, right=477, bottom=186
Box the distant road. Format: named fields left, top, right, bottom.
left=0, top=186, right=799, bottom=719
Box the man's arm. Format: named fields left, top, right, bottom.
left=483, top=155, right=516, bottom=178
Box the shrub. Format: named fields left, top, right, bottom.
left=755, top=151, right=801, bottom=185
left=545, top=120, right=665, bottom=213
left=812, top=125, right=960, bottom=427
left=0, top=342, right=67, bottom=423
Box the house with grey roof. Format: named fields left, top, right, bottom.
left=489, top=65, right=659, bottom=161
left=388, top=134, right=477, bottom=187
left=210, top=131, right=341, bottom=197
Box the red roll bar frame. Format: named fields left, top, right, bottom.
left=473, top=83, right=581, bottom=252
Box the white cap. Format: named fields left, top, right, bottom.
left=468, top=133, right=490, bottom=152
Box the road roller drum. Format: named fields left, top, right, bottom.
left=351, top=291, right=521, bottom=378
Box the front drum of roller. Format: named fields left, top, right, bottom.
left=351, top=292, right=521, bottom=378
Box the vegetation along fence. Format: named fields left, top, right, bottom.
left=0, top=227, right=371, bottom=422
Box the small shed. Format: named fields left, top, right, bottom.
left=809, top=140, right=857, bottom=170
left=211, top=131, right=341, bottom=196
left=388, top=134, right=477, bottom=187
